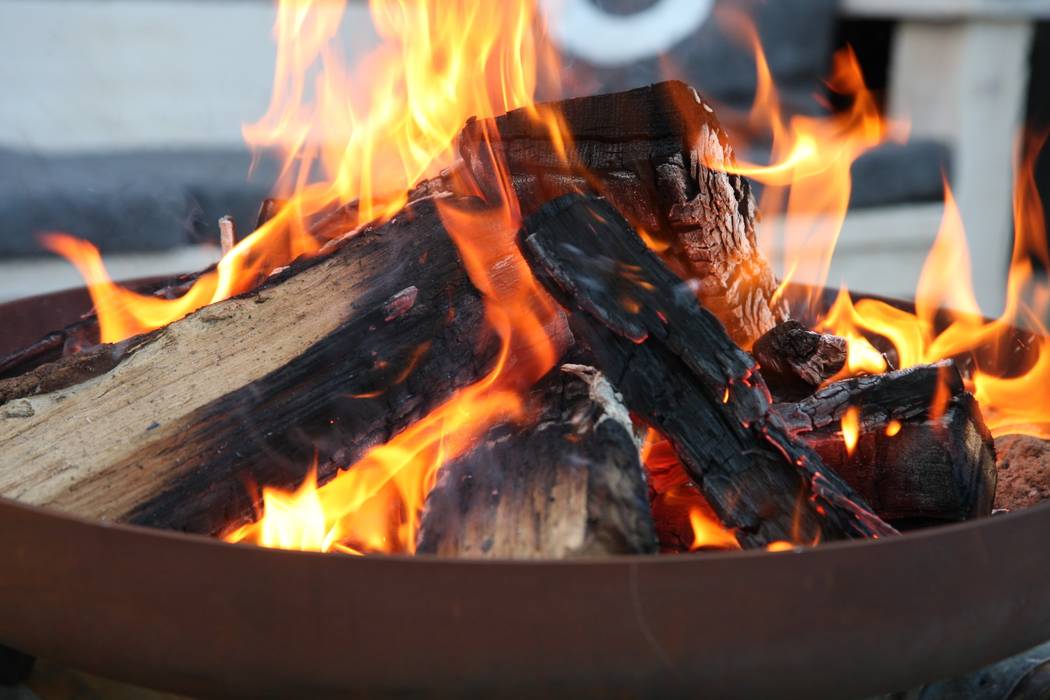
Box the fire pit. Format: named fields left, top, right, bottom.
left=1, top=281, right=1049, bottom=698
left=2, top=0, right=1050, bottom=696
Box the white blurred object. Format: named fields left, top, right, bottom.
left=0, top=0, right=379, bottom=153
left=539, top=0, right=713, bottom=66
left=842, top=0, right=1045, bottom=316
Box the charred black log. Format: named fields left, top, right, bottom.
left=0, top=197, right=572, bottom=535
left=518, top=194, right=895, bottom=548
left=459, top=80, right=786, bottom=347
left=752, top=320, right=847, bottom=401
left=416, top=364, right=657, bottom=558
left=773, top=362, right=997, bottom=524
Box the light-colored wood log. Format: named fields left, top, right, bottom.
left=0, top=199, right=498, bottom=533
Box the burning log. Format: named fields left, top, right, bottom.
left=0, top=180, right=446, bottom=381
left=518, top=194, right=895, bottom=548
left=773, top=362, right=997, bottom=524
left=459, top=80, right=786, bottom=347
left=416, top=364, right=657, bottom=558
left=2, top=80, right=782, bottom=380
left=752, top=320, right=847, bottom=401
left=0, top=197, right=544, bottom=535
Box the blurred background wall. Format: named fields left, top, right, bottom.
left=0, top=0, right=1048, bottom=313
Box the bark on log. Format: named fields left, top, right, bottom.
left=519, top=194, right=895, bottom=548
left=0, top=197, right=560, bottom=535
left=416, top=364, right=657, bottom=558
left=773, top=362, right=998, bottom=524
left=458, top=80, right=786, bottom=347
left=752, top=320, right=847, bottom=401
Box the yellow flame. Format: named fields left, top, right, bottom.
left=687, top=504, right=740, bottom=551
left=841, top=406, right=861, bottom=457
left=765, top=541, right=795, bottom=552
left=44, top=0, right=554, bottom=344
left=819, top=134, right=1050, bottom=438
left=225, top=0, right=565, bottom=554
left=706, top=15, right=902, bottom=315
left=818, top=287, right=888, bottom=377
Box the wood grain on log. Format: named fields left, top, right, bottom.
left=459, top=80, right=786, bottom=347
left=519, top=194, right=895, bottom=548
left=773, top=362, right=997, bottom=523
left=416, top=364, right=657, bottom=558
left=0, top=198, right=517, bottom=534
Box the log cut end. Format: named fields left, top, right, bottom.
left=775, top=363, right=997, bottom=524
left=459, top=80, right=786, bottom=347
left=415, top=364, right=657, bottom=559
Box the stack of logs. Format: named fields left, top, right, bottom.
left=0, top=81, right=997, bottom=557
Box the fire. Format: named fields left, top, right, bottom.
left=818, top=135, right=1050, bottom=438
left=44, top=0, right=557, bottom=344
left=707, top=14, right=901, bottom=316
left=641, top=429, right=741, bottom=552
left=841, top=406, right=861, bottom=457
left=37, top=0, right=1050, bottom=552
left=818, top=287, right=889, bottom=377
left=225, top=466, right=329, bottom=552
left=720, top=8, right=1050, bottom=441
left=226, top=0, right=564, bottom=554
left=765, top=541, right=795, bottom=553
left=688, top=504, right=741, bottom=551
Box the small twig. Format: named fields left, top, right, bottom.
left=218, top=216, right=236, bottom=256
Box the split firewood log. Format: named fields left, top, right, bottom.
left=518, top=193, right=896, bottom=548
left=2, top=80, right=782, bottom=381
left=458, top=80, right=787, bottom=347
left=416, top=364, right=657, bottom=558
left=752, top=319, right=847, bottom=401
left=0, top=197, right=571, bottom=535
left=0, top=182, right=445, bottom=380
left=773, top=362, right=997, bottom=524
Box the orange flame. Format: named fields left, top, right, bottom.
left=841, top=406, right=861, bottom=457
left=707, top=16, right=901, bottom=315
left=818, top=287, right=889, bottom=377
left=44, top=0, right=555, bottom=344
left=641, top=429, right=741, bottom=552
left=225, top=0, right=565, bottom=554
left=687, top=503, right=741, bottom=551
left=818, top=135, right=1050, bottom=438
left=765, top=541, right=795, bottom=553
